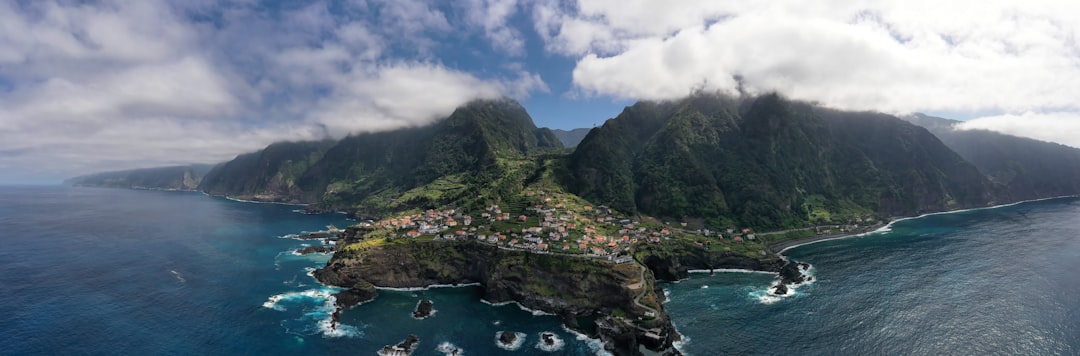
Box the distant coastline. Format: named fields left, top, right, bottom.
left=769, top=195, right=1080, bottom=255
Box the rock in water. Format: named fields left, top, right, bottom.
left=413, top=299, right=434, bottom=319
left=295, top=245, right=333, bottom=255
left=499, top=331, right=518, bottom=346
left=379, top=335, right=419, bottom=356
left=772, top=283, right=789, bottom=295
left=541, top=332, right=556, bottom=346
left=333, top=281, right=378, bottom=309
left=778, top=261, right=808, bottom=285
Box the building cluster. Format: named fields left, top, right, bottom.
left=360, top=190, right=775, bottom=258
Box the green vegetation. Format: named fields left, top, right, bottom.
left=567, top=93, right=994, bottom=230
left=66, top=164, right=215, bottom=190
left=198, top=140, right=336, bottom=202
left=905, top=113, right=1080, bottom=202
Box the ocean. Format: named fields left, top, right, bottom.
left=0, top=186, right=603, bottom=355
left=2, top=186, right=1077, bottom=355
left=665, top=197, right=1080, bottom=355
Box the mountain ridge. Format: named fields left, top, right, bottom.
left=65, top=164, right=215, bottom=191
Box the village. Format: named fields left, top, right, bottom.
left=346, top=189, right=840, bottom=262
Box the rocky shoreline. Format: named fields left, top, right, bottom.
left=313, top=240, right=687, bottom=355
left=767, top=224, right=885, bottom=254
left=310, top=236, right=817, bottom=355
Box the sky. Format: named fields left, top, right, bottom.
left=2, top=0, right=1080, bottom=184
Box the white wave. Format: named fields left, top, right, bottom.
left=317, top=313, right=362, bottom=338
left=755, top=264, right=815, bottom=304
left=494, top=331, right=527, bottom=351
left=561, top=325, right=613, bottom=356
left=262, top=289, right=335, bottom=311
left=170, top=270, right=185, bottom=283
left=412, top=300, right=437, bottom=320
left=436, top=342, right=463, bottom=355
left=778, top=195, right=1079, bottom=254
left=700, top=285, right=709, bottom=289
left=534, top=332, right=565, bottom=352
left=479, top=299, right=554, bottom=316
left=671, top=333, right=690, bottom=355
left=797, top=263, right=816, bottom=285
left=222, top=195, right=308, bottom=206
left=266, top=287, right=361, bottom=338
left=751, top=290, right=783, bottom=305
left=687, top=268, right=778, bottom=275
left=376, top=282, right=482, bottom=292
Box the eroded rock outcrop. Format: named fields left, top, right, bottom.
left=314, top=240, right=680, bottom=355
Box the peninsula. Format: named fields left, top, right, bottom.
left=70, top=93, right=1080, bottom=355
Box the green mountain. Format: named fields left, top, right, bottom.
left=565, top=93, right=995, bottom=229
left=65, top=164, right=215, bottom=190
left=197, top=98, right=560, bottom=213
left=77, top=94, right=1080, bottom=230
left=551, top=128, right=592, bottom=147
left=197, top=140, right=336, bottom=203
left=904, top=114, right=1080, bottom=201
left=298, top=98, right=562, bottom=214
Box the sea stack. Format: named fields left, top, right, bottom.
left=498, top=331, right=518, bottom=346
left=378, top=335, right=419, bottom=356
left=541, top=332, right=556, bottom=346
left=412, top=299, right=434, bottom=319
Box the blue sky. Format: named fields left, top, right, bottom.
left=2, top=0, right=1079, bottom=183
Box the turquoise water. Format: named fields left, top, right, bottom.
left=4, top=186, right=1077, bottom=355
left=0, top=186, right=603, bottom=355
left=664, top=197, right=1080, bottom=355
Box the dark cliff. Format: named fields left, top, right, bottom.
left=65, top=164, right=214, bottom=190
left=198, top=140, right=335, bottom=203
left=566, top=93, right=995, bottom=229
left=314, top=240, right=679, bottom=355
left=633, top=239, right=784, bottom=281
left=905, top=114, right=1080, bottom=201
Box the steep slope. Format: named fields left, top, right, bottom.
left=197, top=140, right=335, bottom=203
left=551, top=128, right=592, bottom=147
left=298, top=98, right=561, bottom=214
left=65, top=164, right=214, bottom=190
left=905, top=114, right=1080, bottom=201
left=567, top=93, right=994, bottom=229
left=198, top=98, right=560, bottom=213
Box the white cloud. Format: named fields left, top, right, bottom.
left=0, top=0, right=549, bottom=183
left=464, top=0, right=526, bottom=55
left=958, top=112, right=1080, bottom=149
left=541, top=0, right=1080, bottom=143
left=307, top=62, right=545, bottom=133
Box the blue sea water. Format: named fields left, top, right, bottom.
left=665, top=197, right=1080, bottom=355
left=0, top=186, right=604, bottom=355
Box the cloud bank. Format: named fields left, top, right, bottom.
left=2, top=0, right=1079, bottom=183
left=0, top=0, right=542, bottom=182
left=537, top=0, right=1080, bottom=144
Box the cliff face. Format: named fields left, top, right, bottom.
left=197, top=140, right=335, bottom=203
left=633, top=239, right=784, bottom=281
left=566, top=94, right=995, bottom=229
left=904, top=114, right=1080, bottom=201
left=65, top=164, right=214, bottom=190
left=314, top=241, right=679, bottom=355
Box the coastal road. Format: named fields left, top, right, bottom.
left=631, top=263, right=659, bottom=317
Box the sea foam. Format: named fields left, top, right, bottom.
left=561, top=325, right=613, bottom=356
left=436, top=342, right=463, bottom=355
left=479, top=299, right=555, bottom=316
left=263, top=287, right=361, bottom=338
left=534, top=332, right=565, bottom=352
left=494, top=331, right=527, bottom=351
